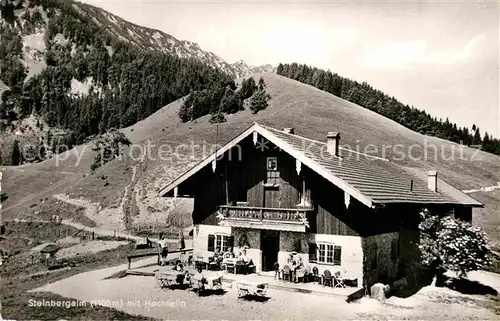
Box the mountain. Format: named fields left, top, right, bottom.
left=0, top=0, right=246, bottom=165
left=0, top=0, right=265, bottom=82
left=3, top=73, right=500, bottom=248
left=72, top=2, right=249, bottom=78
left=250, top=64, right=277, bottom=74
left=0, top=0, right=278, bottom=167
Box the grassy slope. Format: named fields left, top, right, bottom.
left=0, top=222, right=153, bottom=320
left=2, top=73, right=499, bottom=240
left=471, top=190, right=500, bottom=250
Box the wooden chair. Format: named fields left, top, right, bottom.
left=305, top=265, right=312, bottom=282
left=211, top=276, right=223, bottom=290
left=282, top=265, right=292, bottom=282
left=312, top=266, right=321, bottom=284
left=323, top=269, right=333, bottom=287
left=334, top=271, right=346, bottom=288
left=154, top=271, right=170, bottom=290
left=273, top=262, right=280, bottom=280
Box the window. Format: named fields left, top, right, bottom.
left=316, top=243, right=341, bottom=265
left=208, top=234, right=233, bottom=253
left=266, top=157, right=280, bottom=185
left=267, top=157, right=278, bottom=170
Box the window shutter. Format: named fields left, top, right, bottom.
left=227, top=235, right=234, bottom=250
left=207, top=234, right=215, bottom=252
left=333, top=245, right=342, bottom=265
left=308, top=243, right=317, bottom=261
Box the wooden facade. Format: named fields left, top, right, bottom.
left=172, top=133, right=477, bottom=293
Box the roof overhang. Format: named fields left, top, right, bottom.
left=158, top=123, right=375, bottom=208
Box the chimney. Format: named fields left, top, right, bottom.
left=327, top=132, right=340, bottom=156
left=427, top=170, right=438, bottom=192
left=283, top=128, right=295, bottom=134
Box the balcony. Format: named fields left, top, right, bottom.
left=218, top=205, right=313, bottom=232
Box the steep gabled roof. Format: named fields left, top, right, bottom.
left=159, top=123, right=482, bottom=208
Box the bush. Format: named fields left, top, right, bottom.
left=209, top=112, right=226, bottom=124
left=419, top=208, right=494, bottom=278
left=249, top=89, right=270, bottom=114
left=91, top=130, right=131, bottom=171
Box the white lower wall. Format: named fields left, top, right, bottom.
left=193, top=226, right=363, bottom=281
left=277, top=233, right=363, bottom=283
left=193, top=224, right=231, bottom=261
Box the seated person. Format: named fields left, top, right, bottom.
left=174, top=260, right=184, bottom=272
left=235, top=249, right=252, bottom=274
left=223, top=247, right=235, bottom=259
left=294, top=256, right=306, bottom=282
left=240, top=249, right=250, bottom=263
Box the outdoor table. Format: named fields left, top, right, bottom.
left=234, top=280, right=268, bottom=297
left=221, top=258, right=237, bottom=272
left=159, top=269, right=188, bottom=285
left=190, top=273, right=223, bottom=291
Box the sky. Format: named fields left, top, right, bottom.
left=79, top=0, right=499, bottom=138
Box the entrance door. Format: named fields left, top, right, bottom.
left=261, top=230, right=280, bottom=271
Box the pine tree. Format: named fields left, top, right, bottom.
left=249, top=89, right=269, bottom=114
left=473, top=127, right=482, bottom=147
left=276, top=63, right=284, bottom=75
left=240, top=77, right=256, bottom=100
left=258, top=77, right=266, bottom=90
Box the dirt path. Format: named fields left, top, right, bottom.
left=31, top=268, right=499, bottom=320
left=463, top=183, right=500, bottom=194
left=59, top=219, right=155, bottom=243
left=52, top=162, right=142, bottom=232
left=8, top=218, right=155, bottom=243
left=121, top=163, right=140, bottom=229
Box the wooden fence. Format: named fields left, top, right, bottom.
left=126, top=248, right=193, bottom=270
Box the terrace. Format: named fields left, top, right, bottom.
left=126, top=263, right=360, bottom=299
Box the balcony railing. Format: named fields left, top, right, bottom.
left=218, top=205, right=313, bottom=224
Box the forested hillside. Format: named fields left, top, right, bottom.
left=277, top=63, right=500, bottom=156
left=0, top=0, right=233, bottom=165
left=178, top=76, right=271, bottom=123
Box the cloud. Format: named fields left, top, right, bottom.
left=464, top=33, right=489, bottom=57
left=361, top=33, right=490, bottom=70
left=360, top=40, right=428, bottom=69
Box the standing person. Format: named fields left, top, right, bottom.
left=159, top=237, right=169, bottom=266
left=287, top=254, right=296, bottom=281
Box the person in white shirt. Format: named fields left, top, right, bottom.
left=159, top=238, right=169, bottom=265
